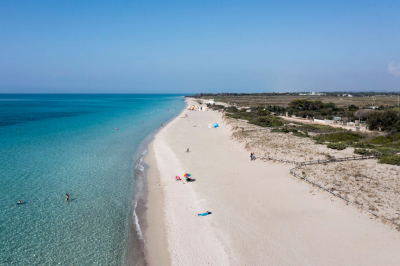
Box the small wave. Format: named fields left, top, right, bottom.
left=133, top=201, right=145, bottom=241
left=135, top=148, right=147, bottom=172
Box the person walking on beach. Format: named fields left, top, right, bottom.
left=253, top=152, right=256, bottom=160
left=250, top=152, right=253, bottom=161
left=66, top=194, right=69, bottom=201
left=161, top=123, right=163, bottom=128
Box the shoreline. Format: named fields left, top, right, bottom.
left=136, top=102, right=188, bottom=266
left=139, top=142, right=171, bottom=266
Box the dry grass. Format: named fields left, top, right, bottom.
left=302, top=161, right=400, bottom=228
left=224, top=115, right=355, bottom=162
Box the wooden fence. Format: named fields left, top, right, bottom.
left=301, top=129, right=348, bottom=134
left=298, top=155, right=376, bottom=166
left=260, top=154, right=379, bottom=217
left=260, top=155, right=375, bottom=166
left=289, top=167, right=379, bottom=217
left=260, top=156, right=298, bottom=165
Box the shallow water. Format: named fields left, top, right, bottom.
left=0, top=94, right=185, bottom=265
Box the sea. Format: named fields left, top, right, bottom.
left=0, top=94, right=186, bottom=265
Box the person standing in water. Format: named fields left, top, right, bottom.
left=66, top=194, right=69, bottom=201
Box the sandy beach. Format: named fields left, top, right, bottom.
left=141, top=98, right=400, bottom=266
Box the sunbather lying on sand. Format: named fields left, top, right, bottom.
left=198, top=211, right=212, bottom=216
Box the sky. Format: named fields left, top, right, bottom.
left=0, top=0, right=400, bottom=93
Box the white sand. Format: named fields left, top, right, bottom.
left=144, top=99, right=400, bottom=265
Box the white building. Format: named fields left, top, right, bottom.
left=299, top=92, right=326, bottom=96
left=203, top=99, right=215, bottom=104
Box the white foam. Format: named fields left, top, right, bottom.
left=132, top=201, right=145, bottom=241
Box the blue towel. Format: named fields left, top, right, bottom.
left=198, top=212, right=211, bottom=216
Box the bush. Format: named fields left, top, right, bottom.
left=299, top=124, right=342, bottom=132
left=379, top=155, right=400, bottom=166
left=354, top=148, right=374, bottom=156
left=374, top=147, right=400, bottom=157
left=249, top=116, right=283, bottom=127
left=317, top=132, right=364, bottom=143
left=354, top=147, right=400, bottom=158
left=369, top=136, right=391, bottom=145
left=352, top=142, right=373, bottom=148
left=327, top=142, right=348, bottom=150
left=369, top=133, right=400, bottom=145
left=281, top=127, right=298, bottom=133
left=292, top=130, right=309, bottom=138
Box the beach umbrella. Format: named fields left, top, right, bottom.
left=183, top=173, right=191, bottom=178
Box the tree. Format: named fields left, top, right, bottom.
left=367, top=110, right=400, bottom=132
left=354, top=109, right=375, bottom=120
left=348, top=104, right=359, bottom=111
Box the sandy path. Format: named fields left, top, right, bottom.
left=144, top=101, right=400, bottom=265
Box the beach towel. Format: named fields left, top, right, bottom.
left=198, top=212, right=211, bottom=216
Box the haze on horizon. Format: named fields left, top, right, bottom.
left=1, top=0, right=399, bottom=94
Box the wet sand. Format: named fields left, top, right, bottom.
left=138, top=143, right=171, bottom=266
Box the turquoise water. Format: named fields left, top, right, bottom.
left=0, top=94, right=185, bottom=265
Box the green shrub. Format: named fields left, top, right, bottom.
left=379, top=155, right=400, bottom=166
left=374, top=147, right=400, bottom=157
left=318, top=132, right=364, bottom=143
left=369, top=136, right=391, bottom=145
left=249, top=116, right=283, bottom=127
left=299, top=124, right=342, bottom=132
left=293, top=131, right=309, bottom=138
left=352, top=142, right=373, bottom=148
left=389, top=133, right=400, bottom=142
left=354, top=148, right=374, bottom=156
left=281, top=127, right=298, bottom=133
left=354, top=147, right=400, bottom=158
left=369, top=133, right=400, bottom=145
left=327, top=142, right=348, bottom=150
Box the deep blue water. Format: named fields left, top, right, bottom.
left=0, top=94, right=186, bottom=265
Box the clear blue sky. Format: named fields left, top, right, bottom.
left=1, top=0, right=400, bottom=93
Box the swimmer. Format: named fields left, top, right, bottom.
left=17, top=200, right=22, bottom=204
left=116, top=128, right=118, bottom=130
left=66, top=194, right=69, bottom=201
left=161, top=123, right=163, bottom=127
